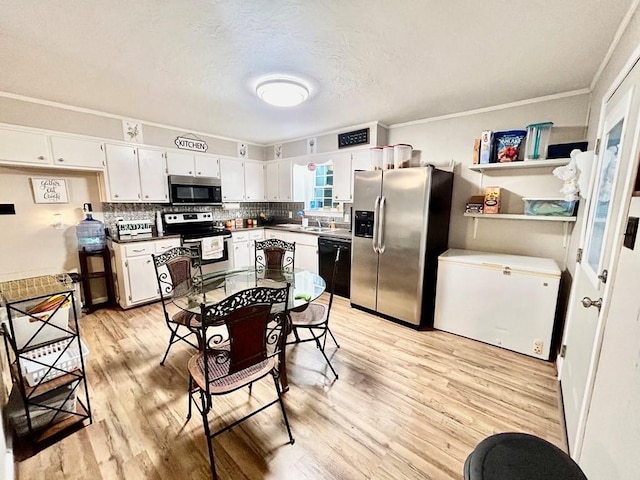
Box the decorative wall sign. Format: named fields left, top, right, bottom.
left=123, top=120, right=143, bottom=143
left=175, top=135, right=208, bottom=152
left=307, top=137, right=317, bottom=154
left=31, top=178, right=69, bottom=204
left=274, top=144, right=283, bottom=159
left=238, top=142, right=248, bottom=159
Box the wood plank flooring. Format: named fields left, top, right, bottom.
left=17, top=295, right=563, bottom=479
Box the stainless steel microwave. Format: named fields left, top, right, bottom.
left=168, top=175, right=222, bottom=205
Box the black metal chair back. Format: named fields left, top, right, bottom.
left=254, top=238, right=296, bottom=272
left=152, top=246, right=202, bottom=365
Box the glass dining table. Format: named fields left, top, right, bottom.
left=171, top=266, right=326, bottom=392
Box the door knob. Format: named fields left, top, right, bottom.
left=581, top=297, right=602, bottom=310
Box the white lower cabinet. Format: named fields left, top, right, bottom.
left=231, top=229, right=264, bottom=268
left=265, top=229, right=318, bottom=274
left=111, top=238, right=181, bottom=308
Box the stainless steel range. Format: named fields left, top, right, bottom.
left=162, top=212, right=233, bottom=274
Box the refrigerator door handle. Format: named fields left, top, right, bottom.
left=378, top=196, right=386, bottom=254
left=372, top=196, right=381, bottom=253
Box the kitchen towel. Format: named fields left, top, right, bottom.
left=201, top=236, right=224, bottom=260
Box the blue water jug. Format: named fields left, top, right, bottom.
left=76, top=203, right=106, bottom=252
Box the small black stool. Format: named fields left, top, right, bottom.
left=464, top=433, right=587, bottom=480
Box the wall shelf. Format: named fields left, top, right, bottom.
left=464, top=213, right=577, bottom=247
left=468, top=158, right=570, bottom=173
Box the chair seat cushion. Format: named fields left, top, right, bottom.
left=172, top=309, right=201, bottom=328
left=289, top=303, right=327, bottom=327
left=188, top=348, right=275, bottom=394
left=464, top=433, right=587, bottom=480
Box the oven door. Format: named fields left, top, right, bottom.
left=182, top=236, right=233, bottom=274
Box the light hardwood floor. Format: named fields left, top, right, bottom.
left=17, top=295, right=563, bottom=479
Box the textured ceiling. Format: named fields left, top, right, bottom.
left=0, top=1, right=633, bottom=144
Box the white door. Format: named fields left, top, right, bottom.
left=560, top=62, right=640, bottom=456
left=166, top=151, right=195, bottom=176
left=220, top=158, right=245, bottom=201
left=194, top=154, right=220, bottom=178
left=244, top=161, right=265, bottom=201
left=104, top=144, right=141, bottom=201
left=0, top=128, right=50, bottom=165
left=138, top=148, right=169, bottom=202
left=126, top=255, right=159, bottom=303
left=266, top=162, right=279, bottom=200
left=278, top=159, right=292, bottom=201
left=50, top=136, right=104, bottom=169
left=579, top=196, right=640, bottom=479
left=332, top=152, right=352, bottom=201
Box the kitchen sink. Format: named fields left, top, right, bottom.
left=301, top=226, right=334, bottom=233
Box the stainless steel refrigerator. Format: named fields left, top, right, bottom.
left=350, top=166, right=453, bottom=327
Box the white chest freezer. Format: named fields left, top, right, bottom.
left=434, top=249, right=561, bottom=360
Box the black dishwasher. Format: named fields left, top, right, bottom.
left=318, top=236, right=351, bottom=298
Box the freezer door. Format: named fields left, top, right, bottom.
left=376, top=168, right=431, bottom=325
left=350, top=170, right=382, bottom=311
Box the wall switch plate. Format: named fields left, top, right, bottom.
left=288, top=211, right=292, bottom=218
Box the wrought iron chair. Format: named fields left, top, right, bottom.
left=286, top=245, right=342, bottom=379
left=152, top=246, right=203, bottom=365
left=187, top=285, right=294, bottom=480
left=254, top=238, right=296, bottom=272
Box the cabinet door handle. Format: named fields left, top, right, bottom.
left=37, top=155, right=45, bottom=160
left=133, top=248, right=144, bottom=252
left=114, top=194, right=120, bottom=198
left=189, top=171, right=193, bottom=175
left=145, top=195, right=149, bottom=199
left=198, top=171, right=201, bottom=175
left=57, top=158, right=64, bottom=162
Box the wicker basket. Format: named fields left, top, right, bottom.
left=20, top=338, right=89, bottom=387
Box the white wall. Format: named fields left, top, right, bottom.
left=388, top=94, right=590, bottom=266
left=0, top=165, right=103, bottom=281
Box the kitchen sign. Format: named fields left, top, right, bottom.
left=175, top=135, right=208, bottom=152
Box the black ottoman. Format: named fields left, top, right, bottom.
left=464, top=433, right=587, bottom=480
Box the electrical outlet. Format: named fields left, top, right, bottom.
left=288, top=211, right=292, bottom=218
left=533, top=339, right=543, bottom=355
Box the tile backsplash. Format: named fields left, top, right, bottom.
left=103, top=202, right=305, bottom=235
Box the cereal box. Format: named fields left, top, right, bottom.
left=484, top=187, right=501, bottom=214
left=479, top=130, right=493, bottom=164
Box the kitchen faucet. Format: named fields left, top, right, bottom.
left=316, top=219, right=322, bottom=228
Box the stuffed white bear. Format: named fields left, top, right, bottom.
left=553, top=152, right=580, bottom=201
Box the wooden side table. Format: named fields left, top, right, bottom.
left=78, top=247, right=115, bottom=313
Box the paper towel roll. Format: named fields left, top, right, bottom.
left=574, top=150, right=595, bottom=199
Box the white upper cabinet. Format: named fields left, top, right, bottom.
left=138, top=148, right=169, bottom=202
left=332, top=151, right=352, bottom=201
left=220, top=157, right=245, bottom=201
left=104, top=144, right=141, bottom=201
left=103, top=144, right=168, bottom=203
left=278, top=159, right=292, bottom=201
left=0, top=128, right=50, bottom=166
left=166, top=151, right=195, bottom=176
left=50, top=135, right=104, bottom=170
left=244, top=161, right=266, bottom=201
left=265, top=159, right=292, bottom=201
left=167, top=151, right=221, bottom=178
left=194, top=154, right=220, bottom=178
left=333, top=149, right=370, bottom=202
left=266, top=162, right=279, bottom=200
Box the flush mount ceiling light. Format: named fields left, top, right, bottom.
left=256, top=79, right=309, bottom=107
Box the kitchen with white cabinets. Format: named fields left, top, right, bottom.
left=1, top=2, right=639, bottom=478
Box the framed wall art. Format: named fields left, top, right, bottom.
left=31, top=177, right=69, bottom=204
